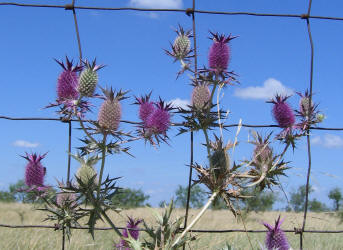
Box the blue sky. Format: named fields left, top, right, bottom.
left=1, top=0, right=343, bottom=208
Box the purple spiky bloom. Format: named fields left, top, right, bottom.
left=263, top=216, right=290, bottom=250
left=135, top=93, right=155, bottom=124
left=22, top=152, right=47, bottom=188
left=208, top=32, right=236, bottom=74
left=269, top=95, right=295, bottom=128
left=145, top=100, right=171, bottom=134
left=55, top=56, right=82, bottom=101
left=116, top=217, right=142, bottom=249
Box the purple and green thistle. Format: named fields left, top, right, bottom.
left=22, top=152, right=47, bottom=191
left=55, top=56, right=82, bottom=101
left=116, top=217, right=142, bottom=249
left=208, top=32, right=237, bottom=75
left=78, top=59, right=105, bottom=97
left=263, top=216, right=290, bottom=250
left=165, top=25, right=193, bottom=62
left=98, top=87, right=122, bottom=132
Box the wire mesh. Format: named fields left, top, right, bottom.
left=1, top=1, right=343, bottom=250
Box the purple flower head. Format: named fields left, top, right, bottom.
left=268, top=95, right=295, bottom=128
left=208, top=32, right=237, bottom=74
left=22, top=152, right=47, bottom=188
left=55, top=56, right=82, bottom=101
left=263, top=216, right=290, bottom=250
left=145, top=99, right=172, bottom=135
left=135, top=93, right=155, bottom=124
left=116, top=217, right=142, bottom=249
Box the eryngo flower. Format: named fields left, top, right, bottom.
left=145, top=98, right=172, bottom=135
left=268, top=95, right=295, bottom=129
left=208, top=31, right=237, bottom=74
left=191, top=82, right=211, bottom=110
left=78, top=58, right=104, bottom=97
left=165, top=25, right=193, bottom=62
left=263, top=216, right=290, bottom=250
left=98, top=87, right=126, bottom=133
left=116, top=217, right=142, bottom=249
left=135, top=92, right=155, bottom=125
left=22, top=152, right=47, bottom=189
left=55, top=56, right=82, bottom=101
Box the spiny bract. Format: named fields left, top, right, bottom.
left=98, top=88, right=122, bottom=131
left=55, top=56, right=82, bottom=101
left=191, top=83, right=211, bottom=109
left=299, top=92, right=314, bottom=118
left=209, top=135, right=232, bottom=175
left=23, top=152, right=47, bottom=187
left=269, top=95, right=295, bottom=128
left=263, top=216, right=290, bottom=250
left=56, top=192, right=77, bottom=207
left=252, top=132, right=273, bottom=166
left=78, top=59, right=104, bottom=97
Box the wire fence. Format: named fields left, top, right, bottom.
left=1, top=0, right=343, bottom=249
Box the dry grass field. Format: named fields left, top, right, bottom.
left=0, top=202, right=342, bottom=250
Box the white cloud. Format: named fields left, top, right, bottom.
left=169, top=98, right=190, bottom=110
left=130, top=0, right=182, bottom=9
left=234, top=78, right=294, bottom=100
left=12, top=140, right=39, bottom=148
left=311, top=134, right=343, bottom=148
left=311, top=136, right=321, bottom=145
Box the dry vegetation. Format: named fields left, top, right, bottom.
left=0, top=202, right=342, bottom=250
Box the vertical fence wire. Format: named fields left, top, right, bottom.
left=183, top=1, right=198, bottom=249
left=300, top=0, right=314, bottom=249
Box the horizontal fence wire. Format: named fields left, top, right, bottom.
left=1, top=2, right=343, bottom=21
left=0, top=223, right=343, bottom=234
left=1, top=115, right=343, bottom=130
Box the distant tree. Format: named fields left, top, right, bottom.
left=309, top=198, right=328, bottom=212
left=328, top=187, right=342, bottom=211
left=0, top=190, right=15, bottom=202
left=174, top=185, right=206, bottom=208
left=111, top=188, right=150, bottom=208
left=9, top=179, right=29, bottom=203
left=241, top=188, right=278, bottom=212
left=289, top=185, right=313, bottom=212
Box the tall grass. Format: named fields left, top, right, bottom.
left=0, top=202, right=342, bottom=249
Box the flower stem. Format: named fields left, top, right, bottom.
left=96, top=133, right=107, bottom=199
left=202, top=128, right=211, bottom=161
left=172, top=191, right=218, bottom=247
left=78, top=117, right=98, bottom=145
